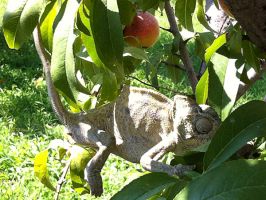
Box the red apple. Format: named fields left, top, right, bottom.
left=123, top=12, right=160, bottom=48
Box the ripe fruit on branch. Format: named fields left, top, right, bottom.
left=123, top=12, right=159, bottom=48
left=218, top=0, right=233, bottom=17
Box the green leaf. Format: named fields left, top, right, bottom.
left=85, top=0, right=124, bottom=73
left=83, top=95, right=98, bottom=110
left=196, top=0, right=214, bottom=32
left=50, top=0, right=75, bottom=102
left=161, top=181, right=187, bottom=200
left=51, top=0, right=89, bottom=104
left=101, top=70, right=119, bottom=102
left=65, top=34, right=90, bottom=99
left=76, top=52, right=102, bottom=80
left=76, top=6, right=90, bottom=36
left=175, top=160, right=266, bottom=200
left=204, top=100, right=266, bottom=170
left=40, top=0, right=58, bottom=52
left=194, top=32, right=215, bottom=59
left=117, top=0, right=136, bottom=25
left=127, top=0, right=160, bottom=11
left=208, top=54, right=242, bottom=120
left=175, top=0, right=196, bottom=32
left=124, top=47, right=149, bottom=61
left=205, top=33, right=226, bottom=63
left=111, top=173, right=180, bottom=200
left=164, top=45, right=182, bottom=84
left=123, top=56, right=140, bottom=75
left=139, top=0, right=161, bottom=11
left=227, top=26, right=242, bottom=57
left=242, top=40, right=260, bottom=72
left=70, top=145, right=95, bottom=194
left=196, top=68, right=209, bottom=104
left=3, top=0, right=45, bottom=49
left=78, top=3, right=104, bottom=67
left=123, top=47, right=148, bottom=75
left=79, top=0, right=123, bottom=102
left=34, top=149, right=56, bottom=191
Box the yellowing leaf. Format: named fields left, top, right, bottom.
left=34, top=149, right=56, bottom=191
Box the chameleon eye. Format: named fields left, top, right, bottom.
left=195, top=117, right=213, bottom=134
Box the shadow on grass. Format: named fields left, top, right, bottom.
left=0, top=35, right=59, bottom=136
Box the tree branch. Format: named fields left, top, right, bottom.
left=54, top=161, right=71, bottom=200
left=164, top=0, right=198, bottom=94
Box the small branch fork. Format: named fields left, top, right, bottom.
left=164, top=0, right=198, bottom=94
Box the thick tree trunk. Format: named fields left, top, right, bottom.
left=226, top=0, right=266, bottom=51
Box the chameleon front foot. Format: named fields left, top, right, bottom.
left=172, top=164, right=195, bottom=176
left=85, top=171, right=103, bottom=197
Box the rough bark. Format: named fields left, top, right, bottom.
left=226, top=0, right=266, bottom=51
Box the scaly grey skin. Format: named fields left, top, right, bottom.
left=33, top=27, right=220, bottom=197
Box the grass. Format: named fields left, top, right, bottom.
left=0, top=8, right=266, bottom=200
left=0, top=57, right=143, bottom=200
left=1, top=35, right=265, bottom=200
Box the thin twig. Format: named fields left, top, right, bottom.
left=164, top=0, right=198, bottom=94
left=218, top=15, right=229, bottom=35
left=128, top=75, right=155, bottom=88
left=160, top=26, right=172, bottom=33
left=128, top=75, right=177, bottom=93
left=54, top=161, right=71, bottom=200
left=161, top=61, right=186, bottom=71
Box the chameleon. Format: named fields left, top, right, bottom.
left=33, top=28, right=220, bottom=197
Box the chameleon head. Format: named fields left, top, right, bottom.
left=193, top=104, right=220, bottom=139
left=172, top=95, right=220, bottom=153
